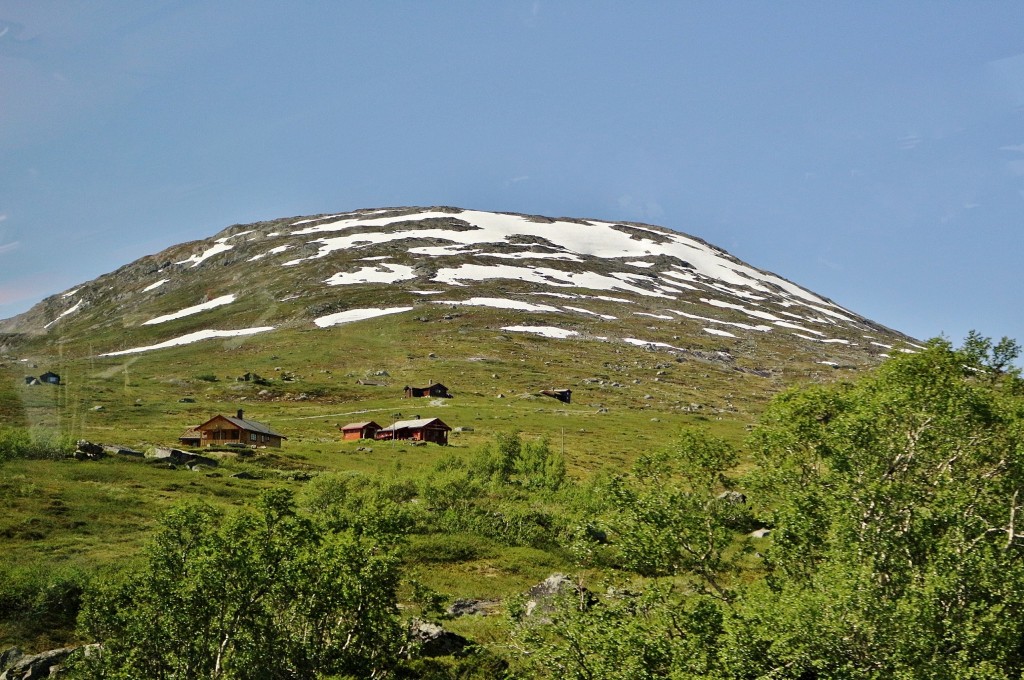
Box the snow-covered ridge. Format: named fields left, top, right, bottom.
left=279, top=208, right=840, bottom=309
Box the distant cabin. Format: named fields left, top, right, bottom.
left=178, top=428, right=202, bottom=447
left=39, top=371, right=61, bottom=385
left=404, top=383, right=452, bottom=399
left=340, top=421, right=382, bottom=441
left=375, top=417, right=452, bottom=445
left=194, top=409, right=286, bottom=448
left=540, top=388, right=572, bottom=404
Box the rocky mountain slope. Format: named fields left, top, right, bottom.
left=0, top=206, right=917, bottom=367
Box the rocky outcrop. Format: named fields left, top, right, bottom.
left=0, top=644, right=97, bottom=680
left=407, top=620, right=469, bottom=658
left=146, top=447, right=218, bottom=468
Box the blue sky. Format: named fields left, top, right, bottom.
left=2, top=1, right=1022, bottom=349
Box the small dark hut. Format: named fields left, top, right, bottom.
left=40, top=371, right=61, bottom=385
left=540, top=388, right=572, bottom=404
left=403, top=382, right=452, bottom=399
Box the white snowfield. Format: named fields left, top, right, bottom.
left=176, top=236, right=235, bottom=267
left=501, top=326, right=578, bottom=339
left=564, top=306, right=617, bottom=320
left=44, top=300, right=83, bottom=329
left=142, top=294, right=237, bottom=325
left=143, top=279, right=169, bottom=292
left=281, top=208, right=843, bottom=309
left=436, top=297, right=562, bottom=313
left=704, top=327, right=737, bottom=338
left=323, top=263, right=416, bottom=286
left=314, top=306, right=413, bottom=328
left=100, top=327, right=275, bottom=356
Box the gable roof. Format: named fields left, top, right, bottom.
left=197, top=414, right=287, bottom=439
left=340, top=421, right=381, bottom=431
left=379, top=417, right=451, bottom=432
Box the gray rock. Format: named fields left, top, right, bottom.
left=716, top=490, right=747, bottom=505
left=446, top=599, right=499, bottom=618
left=103, top=445, right=143, bottom=458
left=0, top=644, right=86, bottom=680
left=524, top=574, right=593, bottom=618
left=230, top=471, right=259, bottom=479
left=408, top=619, right=469, bottom=658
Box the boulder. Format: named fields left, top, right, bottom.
left=0, top=644, right=89, bottom=680
left=523, top=574, right=594, bottom=618
left=407, top=619, right=469, bottom=658
left=446, top=599, right=499, bottom=618
left=230, top=471, right=259, bottom=480
left=103, top=445, right=143, bottom=458
left=716, top=490, right=747, bottom=505
left=146, top=447, right=217, bottom=468
left=73, top=441, right=106, bottom=460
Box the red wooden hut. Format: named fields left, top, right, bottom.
left=339, top=421, right=382, bottom=441
left=375, top=417, right=452, bottom=445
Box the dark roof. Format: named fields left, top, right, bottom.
left=379, top=417, right=451, bottom=432
left=198, top=414, right=287, bottom=439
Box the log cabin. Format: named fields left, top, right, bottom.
left=194, top=409, right=286, bottom=448
left=375, top=417, right=452, bottom=445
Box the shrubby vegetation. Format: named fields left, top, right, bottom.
left=512, top=335, right=1024, bottom=679
left=0, top=426, right=74, bottom=462
left=72, top=490, right=405, bottom=679
left=7, top=334, right=1022, bottom=678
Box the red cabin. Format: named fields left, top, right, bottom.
left=375, top=417, right=452, bottom=445
left=339, top=421, right=382, bottom=441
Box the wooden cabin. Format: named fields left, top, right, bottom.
left=540, top=388, right=572, bottom=404
left=403, top=382, right=452, bottom=399
left=375, top=417, right=451, bottom=445
left=194, top=409, right=286, bottom=448
left=178, top=428, right=202, bottom=447
left=339, top=421, right=382, bottom=441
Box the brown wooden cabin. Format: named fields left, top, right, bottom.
left=178, top=428, right=202, bottom=447
left=340, top=421, right=382, bottom=441
left=540, top=388, right=572, bottom=404
left=194, top=409, right=286, bottom=448
left=375, top=417, right=451, bottom=445
left=403, top=383, right=452, bottom=399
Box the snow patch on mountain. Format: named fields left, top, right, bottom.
left=436, top=297, right=561, bottom=313
left=324, top=264, right=416, bottom=286
left=502, top=326, right=578, bottom=339
left=100, top=326, right=274, bottom=356
left=142, top=294, right=237, bottom=325
left=314, top=306, right=413, bottom=328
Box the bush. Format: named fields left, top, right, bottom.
left=0, top=426, right=74, bottom=462
left=0, top=563, right=89, bottom=643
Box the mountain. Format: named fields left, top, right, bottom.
left=1, top=206, right=915, bottom=354
left=0, top=206, right=921, bottom=459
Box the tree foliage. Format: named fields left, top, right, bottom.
left=72, top=489, right=404, bottom=679
left=512, top=335, right=1024, bottom=679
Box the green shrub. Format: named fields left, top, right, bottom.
left=0, top=426, right=74, bottom=462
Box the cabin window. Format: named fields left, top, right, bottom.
left=250, top=433, right=257, bottom=442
